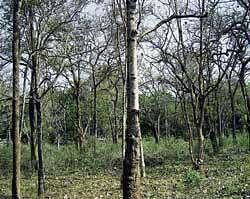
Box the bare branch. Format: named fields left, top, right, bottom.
left=139, top=13, right=208, bottom=39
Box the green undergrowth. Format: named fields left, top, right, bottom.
left=0, top=134, right=249, bottom=198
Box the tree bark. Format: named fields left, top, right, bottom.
left=111, top=83, right=119, bottom=144
left=209, top=130, right=219, bottom=155
left=28, top=5, right=37, bottom=169
left=19, top=65, right=28, bottom=136
left=230, top=94, right=237, bottom=143
left=75, top=81, right=84, bottom=150
left=93, top=85, right=97, bottom=137
left=216, top=92, right=224, bottom=150
left=29, top=94, right=37, bottom=169
left=36, top=100, right=45, bottom=196
left=122, top=0, right=141, bottom=198
left=227, top=73, right=238, bottom=144
left=122, top=70, right=127, bottom=159
left=139, top=129, right=145, bottom=178
left=12, top=0, right=22, bottom=198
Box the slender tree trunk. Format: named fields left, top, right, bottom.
left=191, top=95, right=206, bottom=171
left=197, top=124, right=205, bottom=170
left=28, top=5, right=37, bottom=169
left=57, top=132, right=60, bottom=150
left=216, top=93, right=224, bottom=150
left=157, top=114, right=160, bottom=141
left=227, top=75, right=237, bottom=144
left=29, top=94, right=37, bottom=169
left=186, top=113, right=195, bottom=164
left=153, top=126, right=159, bottom=143
left=93, top=86, right=97, bottom=137
left=12, top=0, right=22, bottom=198
left=181, top=97, right=195, bottom=164
left=19, top=65, right=28, bottom=136
left=36, top=100, right=45, bottom=196
left=206, top=99, right=219, bottom=155
left=111, top=85, right=119, bottom=144
left=239, top=78, right=250, bottom=151
left=75, top=84, right=83, bottom=150
left=123, top=0, right=141, bottom=198
left=8, top=123, right=11, bottom=146
left=195, top=0, right=206, bottom=171
left=139, top=129, right=145, bottom=178
left=230, top=95, right=237, bottom=143
left=122, top=75, right=126, bottom=159
left=209, top=130, right=219, bottom=155
left=164, top=105, right=168, bottom=137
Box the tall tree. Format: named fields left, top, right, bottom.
left=12, top=0, right=22, bottom=198
left=122, top=0, right=141, bottom=198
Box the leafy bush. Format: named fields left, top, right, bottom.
left=183, top=168, right=203, bottom=186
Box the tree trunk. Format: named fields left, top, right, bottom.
left=139, top=129, right=145, bottom=178
left=36, top=100, right=45, bottom=196
left=28, top=5, right=37, bottom=169
left=12, top=0, right=22, bottom=198
left=239, top=78, right=250, bottom=151
left=196, top=125, right=205, bottom=170
left=19, top=65, right=28, bottom=136
left=122, top=0, right=141, bottom=198
left=209, top=130, right=219, bottom=155
left=153, top=126, right=160, bottom=143
left=206, top=100, right=219, bottom=155
left=157, top=114, right=161, bottom=142
left=57, top=132, right=60, bottom=150
left=113, top=87, right=119, bottom=144
left=191, top=95, right=206, bottom=171
left=228, top=75, right=237, bottom=144
left=122, top=75, right=127, bottom=159
left=181, top=97, right=195, bottom=164
left=247, top=97, right=250, bottom=151
left=29, top=95, right=37, bottom=169
left=75, top=84, right=83, bottom=150
left=230, top=96, right=237, bottom=144
left=29, top=94, right=37, bottom=169
left=93, top=86, right=97, bottom=137
left=216, top=94, right=224, bottom=150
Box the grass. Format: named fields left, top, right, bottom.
left=0, top=134, right=249, bottom=198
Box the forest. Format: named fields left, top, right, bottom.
left=0, top=0, right=249, bottom=198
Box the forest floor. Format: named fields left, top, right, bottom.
left=0, top=135, right=249, bottom=199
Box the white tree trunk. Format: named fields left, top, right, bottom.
left=122, top=0, right=142, bottom=198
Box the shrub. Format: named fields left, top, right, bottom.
left=183, top=168, right=203, bottom=186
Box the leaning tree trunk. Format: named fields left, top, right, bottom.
left=12, top=0, right=22, bottom=198
left=122, top=0, right=141, bottom=198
